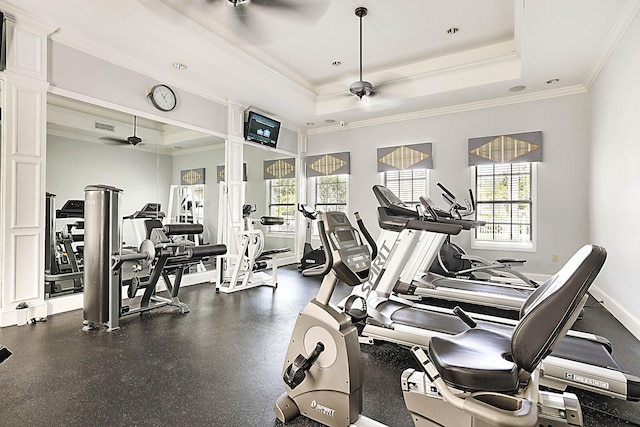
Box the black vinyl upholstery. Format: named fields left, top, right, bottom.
left=145, top=219, right=164, bottom=240
left=428, top=245, right=607, bottom=393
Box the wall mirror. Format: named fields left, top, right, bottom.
left=241, top=141, right=297, bottom=258
left=45, top=94, right=225, bottom=298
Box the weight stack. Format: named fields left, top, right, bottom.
left=83, top=185, right=122, bottom=326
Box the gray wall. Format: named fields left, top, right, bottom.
left=46, top=136, right=172, bottom=245
left=307, top=94, right=590, bottom=276
left=588, top=11, right=640, bottom=338
left=49, top=41, right=229, bottom=135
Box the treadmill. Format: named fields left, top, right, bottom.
left=373, top=184, right=540, bottom=312
left=347, top=200, right=640, bottom=402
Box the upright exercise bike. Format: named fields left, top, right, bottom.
left=297, top=203, right=325, bottom=272
left=275, top=210, right=604, bottom=426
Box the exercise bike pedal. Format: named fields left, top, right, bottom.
left=283, top=342, right=324, bottom=389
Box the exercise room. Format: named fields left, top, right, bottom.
left=1, top=1, right=639, bottom=426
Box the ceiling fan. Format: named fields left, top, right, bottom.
left=349, top=7, right=375, bottom=100
left=206, top=0, right=329, bottom=25
left=100, top=116, right=143, bottom=147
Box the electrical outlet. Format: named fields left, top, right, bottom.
left=551, top=254, right=559, bottom=263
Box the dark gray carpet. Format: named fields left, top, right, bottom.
left=0, top=266, right=639, bottom=426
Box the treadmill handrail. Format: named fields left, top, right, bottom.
left=355, top=212, right=378, bottom=261
left=377, top=207, right=462, bottom=235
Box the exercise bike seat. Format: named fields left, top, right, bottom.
left=428, top=245, right=606, bottom=395
left=428, top=328, right=518, bottom=393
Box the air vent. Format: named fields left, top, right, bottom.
left=95, top=122, right=115, bottom=132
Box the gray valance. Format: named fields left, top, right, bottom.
left=377, top=143, right=432, bottom=172
left=468, top=131, right=542, bottom=166
left=306, top=152, right=350, bottom=177
left=180, top=168, right=206, bottom=185
left=216, top=163, right=247, bottom=183
left=263, top=158, right=296, bottom=179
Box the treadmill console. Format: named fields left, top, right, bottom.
left=324, top=212, right=370, bottom=286
left=56, top=200, right=85, bottom=218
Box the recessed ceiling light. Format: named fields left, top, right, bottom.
left=332, top=61, right=342, bottom=67
left=509, top=85, right=526, bottom=92
left=172, top=63, right=187, bottom=70
left=447, top=27, right=459, bottom=35
left=324, top=119, right=336, bottom=124
left=306, top=122, right=315, bottom=126
left=546, top=78, right=560, bottom=84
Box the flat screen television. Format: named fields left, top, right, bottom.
left=244, top=111, right=281, bottom=148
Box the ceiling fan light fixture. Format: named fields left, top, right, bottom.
left=227, top=0, right=249, bottom=6
left=128, top=136, right=143, bottom=146
left=349, top=80, right=374, bottom=99
left=349, top=6, right=376, bottom=100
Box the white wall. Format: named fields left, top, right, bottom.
left=307, top=94, right=591, bottom=275
left=588, top=12, right=640, bottom=339
left=47, top=136, right=172, bottom=245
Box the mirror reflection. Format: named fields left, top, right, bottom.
left=45, top=94, right=225, bottom=298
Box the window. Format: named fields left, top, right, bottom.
left=267, top=178, right=296, bottom=233
left=472, top=163, right=535, bottom=251
left=314, top=175, right=348, bottom=213
left=383, top=169, right=428, bottom=208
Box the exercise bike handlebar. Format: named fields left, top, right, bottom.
left=297, top=203, right=320, bottom=220
left=302, top=218, right=333, bottom=278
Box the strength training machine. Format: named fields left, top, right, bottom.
left=82, top=185, right=227, bottom=331
left=217, top=203, right=290, bottom=293
left=275, top=210, right=602, bottom=426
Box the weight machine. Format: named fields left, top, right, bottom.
left=82, top=185, right=227, bottom=331
left=216, top=203, right=290, bottom=293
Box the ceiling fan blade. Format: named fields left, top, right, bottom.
left=99, top=137, right=129, bottom=145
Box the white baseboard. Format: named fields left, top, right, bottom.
left=589, top=285, right=640, bottom=341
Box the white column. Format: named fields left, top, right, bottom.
left=295, top=131, right=308, bottom=260
left=0, top=17, right=51, bottom=325
left=220, top=102, right=246, bottom=256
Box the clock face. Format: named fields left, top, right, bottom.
left=149, top=85, right=176, bottom=111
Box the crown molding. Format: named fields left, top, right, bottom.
left=584, top=0, right=640, bottom=90
left=307, top=85, right=587, bottom=135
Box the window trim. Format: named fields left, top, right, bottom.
left=470, top=163, right=537, bottom=253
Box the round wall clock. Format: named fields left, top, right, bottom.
left=148, top=84, right=177, bottom=112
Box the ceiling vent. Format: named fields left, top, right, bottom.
left=95, top=122, right=115, bottom=132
